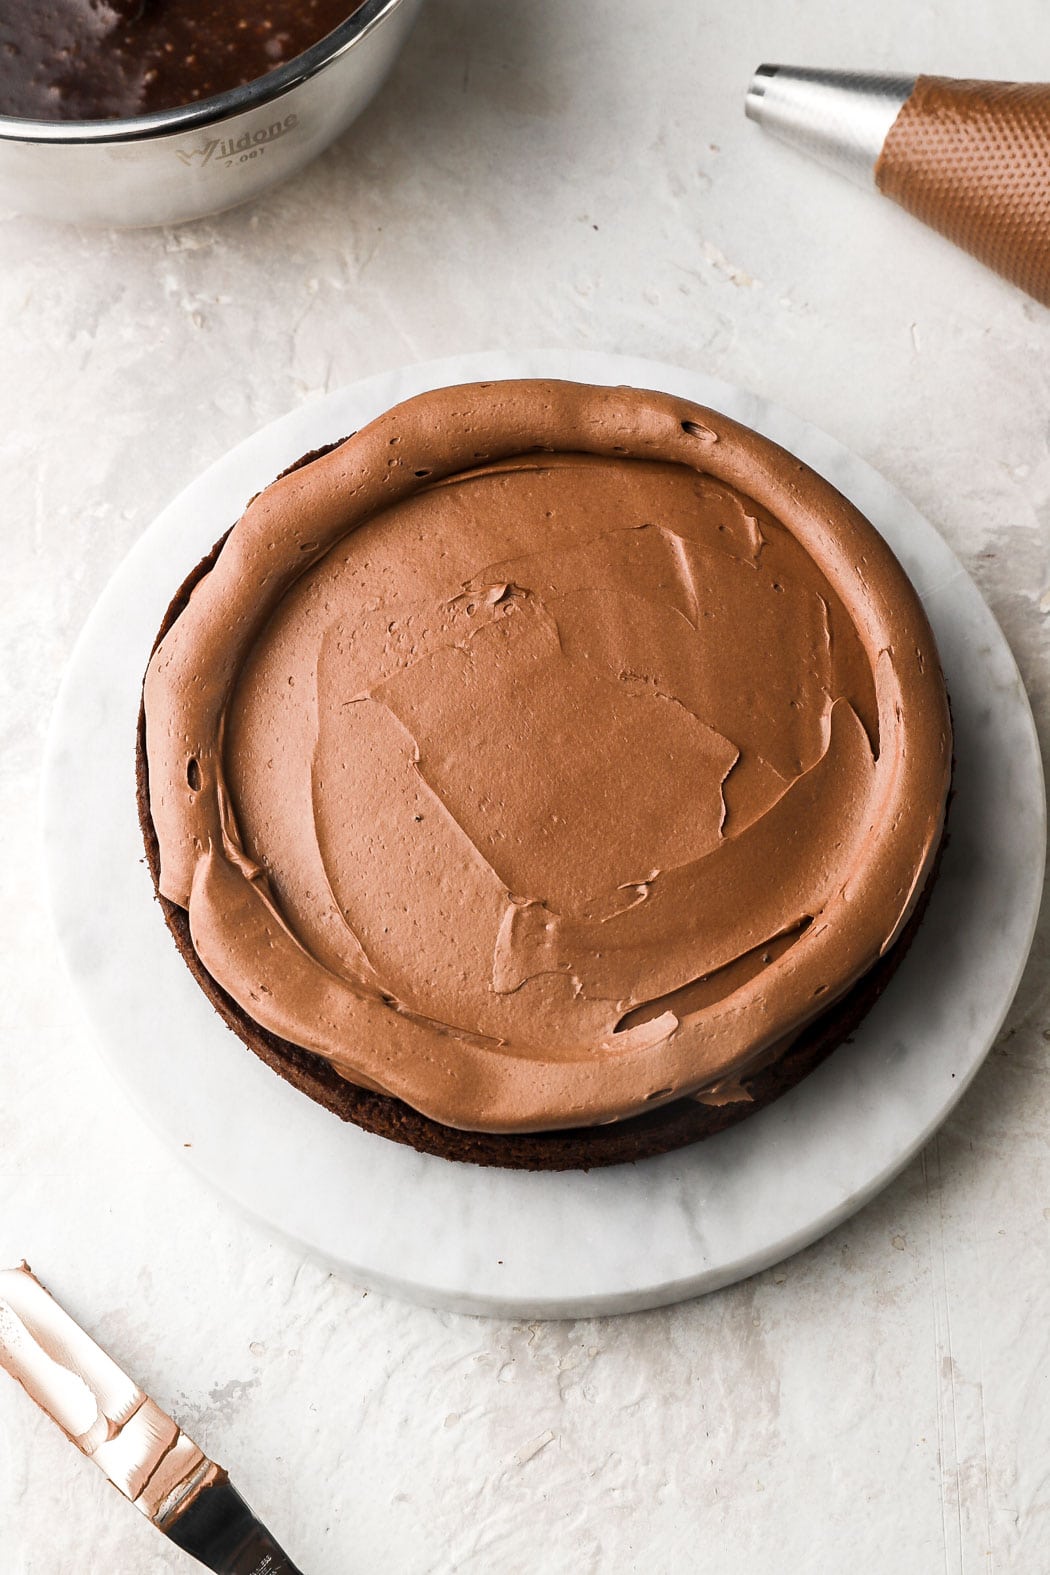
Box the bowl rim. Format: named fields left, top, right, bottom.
left=0, top=0, right=407, bottom=146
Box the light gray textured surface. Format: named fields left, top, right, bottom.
left=1, top=2, right=1049, bottom=1572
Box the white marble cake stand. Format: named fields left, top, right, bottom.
left=43, top=351, right=1045, bottom=1319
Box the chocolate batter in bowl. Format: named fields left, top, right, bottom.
left=0, top=1, right=365, bottom=120
left=0, top=0, right=422, bottom=225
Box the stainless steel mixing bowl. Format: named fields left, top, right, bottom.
left=0, top=0, right=422, bottom=227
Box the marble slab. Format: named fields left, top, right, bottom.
left=41, top=350, right=1045, bottom=1319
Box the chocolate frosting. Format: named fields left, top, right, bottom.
left=0, top=1, right=359, bottom=121
left=143, top=380, right=951, bottom=1133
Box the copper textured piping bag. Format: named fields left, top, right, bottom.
left=0, top=1264, right=303, bottom=1574
left=746, top=65, right=1050, bottom=306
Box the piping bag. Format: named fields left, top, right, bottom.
left=746, top=66, right=1050, bottom=306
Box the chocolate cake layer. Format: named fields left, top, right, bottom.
left=140, top=380, right=952, bottom=1162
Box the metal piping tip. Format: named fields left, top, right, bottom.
left=746, top=64, right=917, bottom=187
